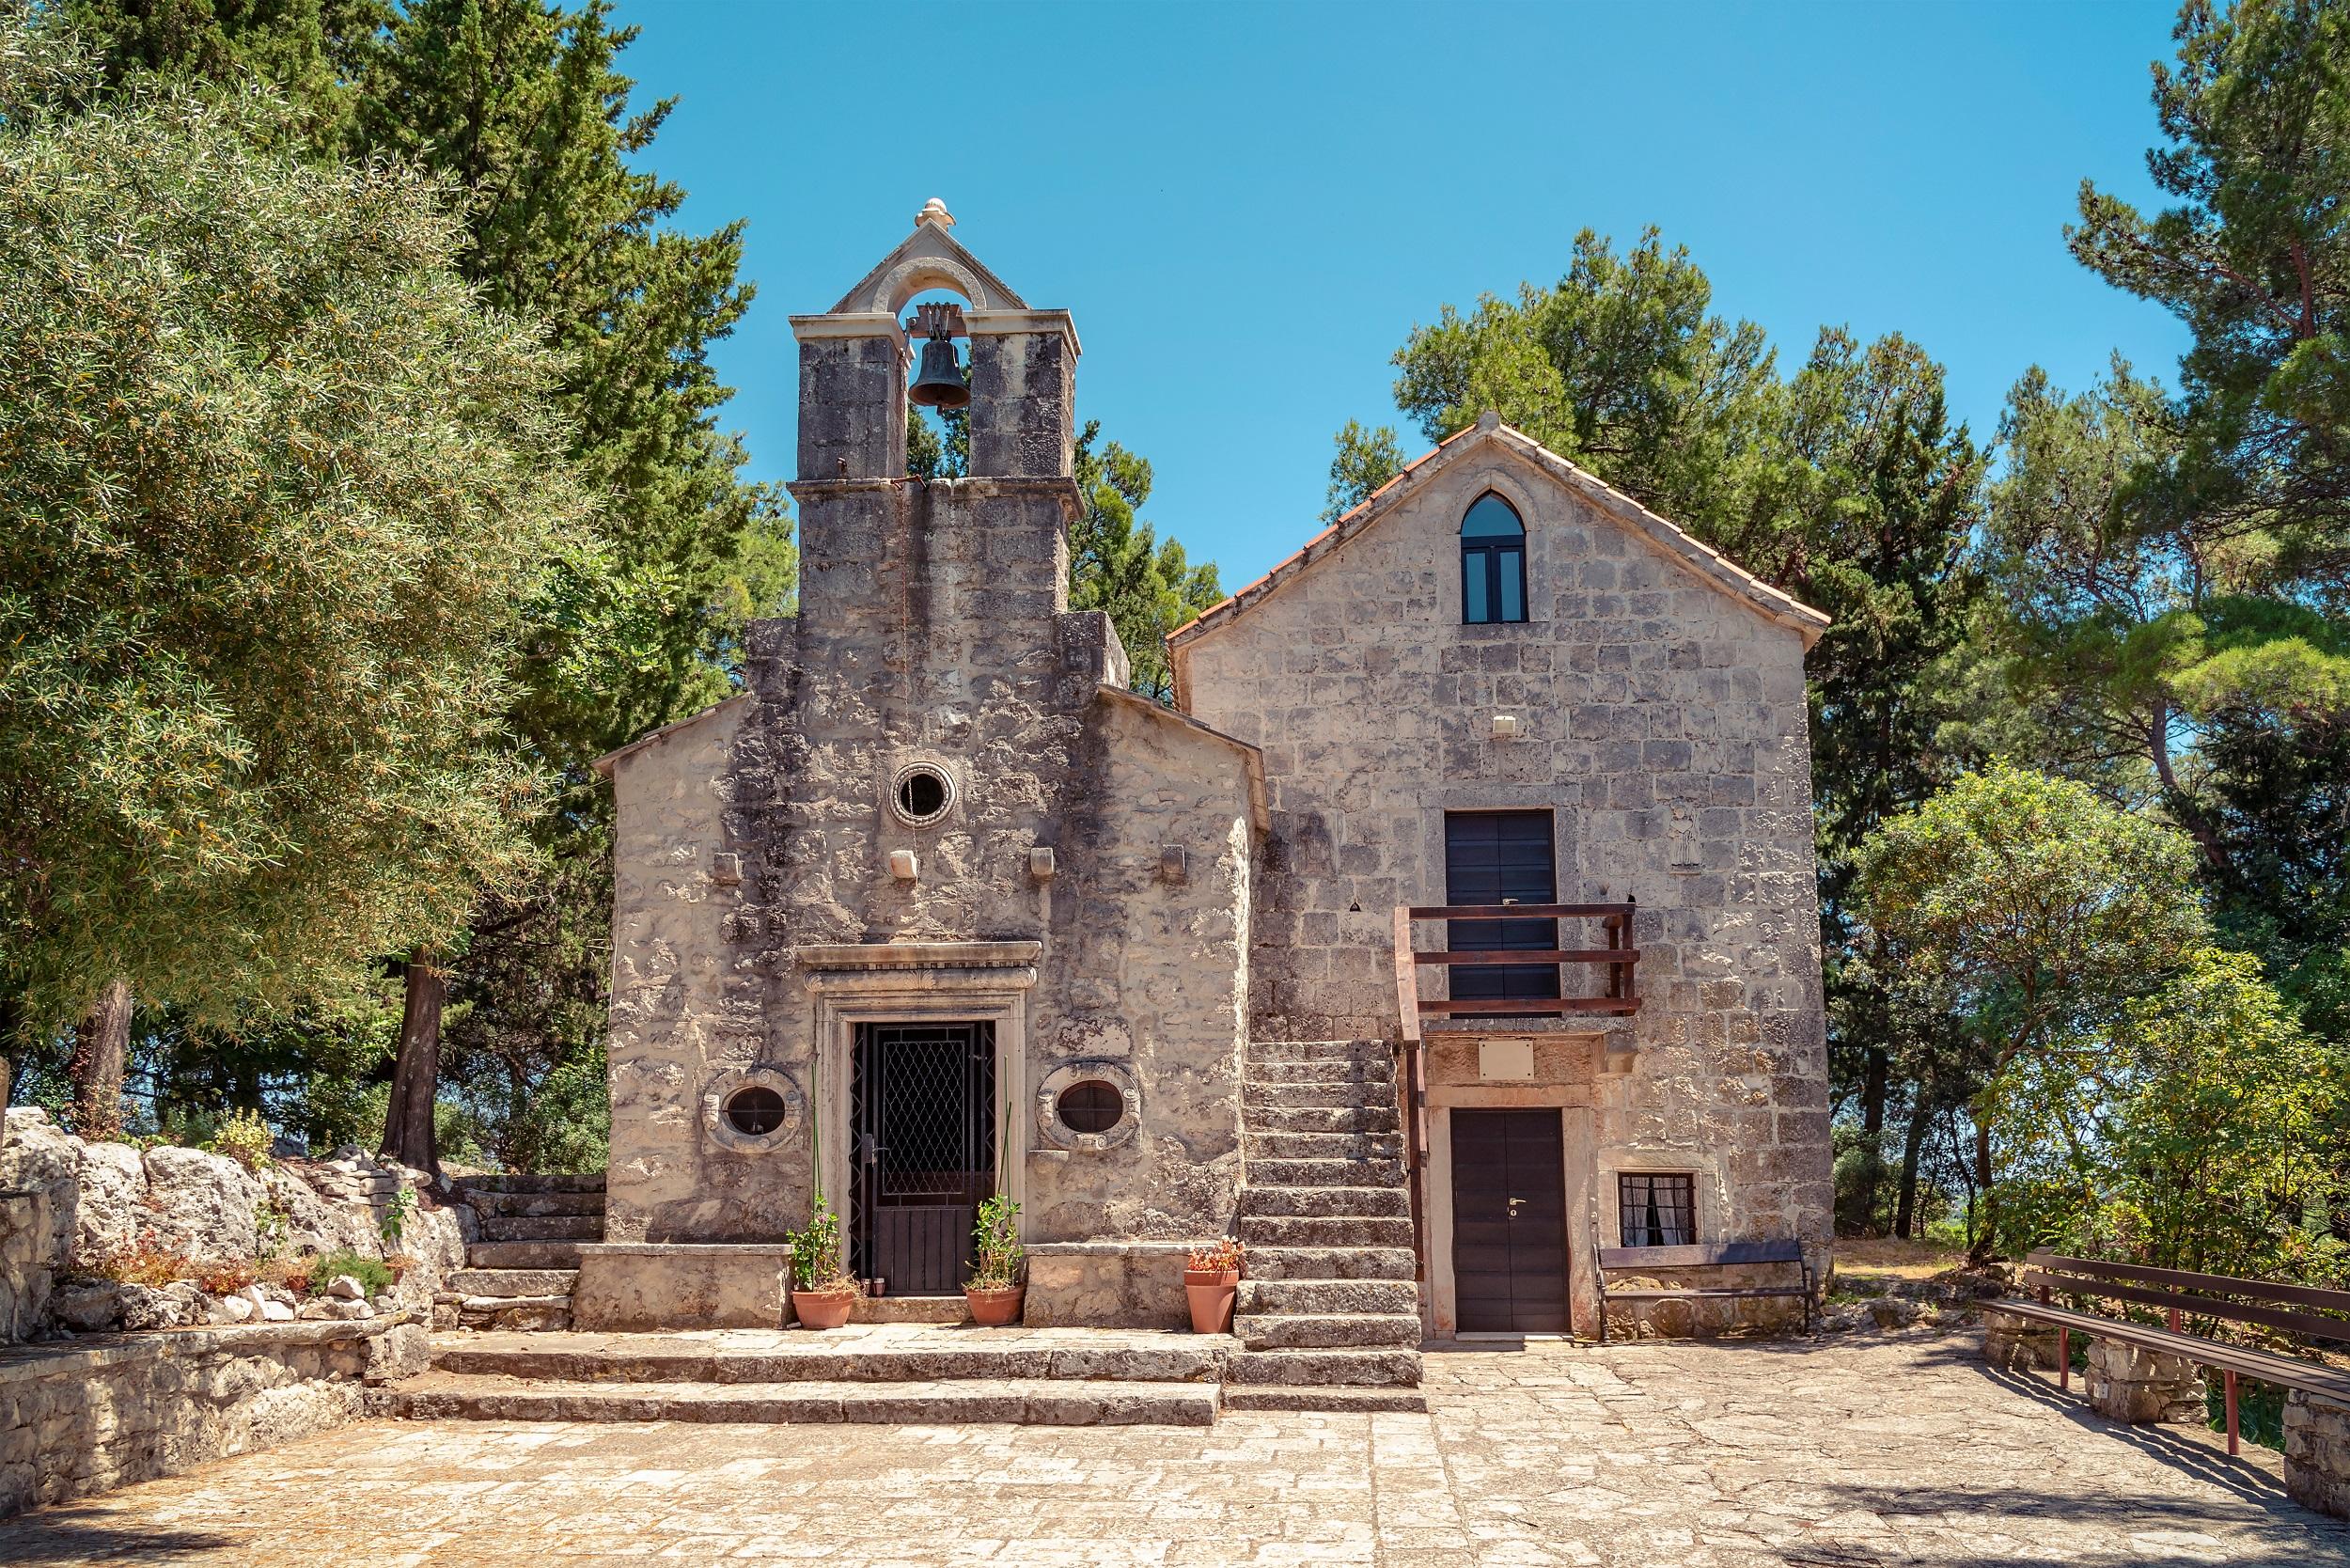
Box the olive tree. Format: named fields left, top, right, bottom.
left=0, top=12, right=587, bottom=1123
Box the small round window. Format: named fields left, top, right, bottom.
left=1057, top=1080, right=1124, bottom=1136
left=893, top=763, right=953, bottom=825
left=723, top=1085, right=789, bottom=1137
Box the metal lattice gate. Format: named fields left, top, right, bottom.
left=850, top=1022, right=996, bottom=1295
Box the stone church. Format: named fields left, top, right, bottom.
left=586, top=205, right=1832, bottom=1394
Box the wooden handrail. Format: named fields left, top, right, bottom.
left=1391, top=900, right=1642, bottom=1021
left=1390, top=905, right=1429, bottom=1290
left=1404, top=902, right=1634, bottom=920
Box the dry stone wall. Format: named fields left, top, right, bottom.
left=0, top=1316, right=428, bottom=1518
left=1176, top=436, right=1834, bottom=1267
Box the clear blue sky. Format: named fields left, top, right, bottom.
left=612, top=0, right=2194, bottom=591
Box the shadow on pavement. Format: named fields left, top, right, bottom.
left=0, top=1507, right=240, bottom=1563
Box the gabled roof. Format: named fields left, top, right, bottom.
left=829, top=207, right=1027, bottom=316
left=589, top=693, right=750, bottom=778
left=1166, top=413, right=1831, bottom=659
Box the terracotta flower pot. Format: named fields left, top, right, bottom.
left=964, top=1285, right=1025, bottom=1327
left=1184, top=1267, right=1239, bottom=1334
left=791, top=1287, right=857, bottom=1330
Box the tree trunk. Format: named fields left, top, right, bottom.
left=68, top=977, right=133, bottom=1141
left=1893, top=1094, right=1928, bottom=1239
left=1967, top=1110, right=1997, bottom=1265
left=381, top=951, right=445, bottom=1173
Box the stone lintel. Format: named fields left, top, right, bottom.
left=795, top=941, right=1042, bottom=973
left=964, top=307, right=1081, bottom=357
left=789, top=311, right=906, bottom=345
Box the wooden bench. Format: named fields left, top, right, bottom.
left=1596, top=1239, right=1814, bottom=1341
left=1994, top=1249, right=2350, bottom=1455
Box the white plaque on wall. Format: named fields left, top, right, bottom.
left=1478, top=1040, right=1535, bottom=1080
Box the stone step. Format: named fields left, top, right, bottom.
left=1240, top=1185, right=1411, bottom=1219
left=447, top=1295, right=572, bottom=1333
left=1225, top=1348, right=1422, bottom=1388
left=388, top=1372, right=1218, bottom=1427
left=446, top=1268, right=578, bottom=1299
left=1222, top=1387, right=1430, bottom=1414
left=1243, top=1105, right=1399, bottom=1136
left=1240, top=1278, right=1419, bottom=1315
left=465, top=1240, right=586, bottom=1270
left=1245, top=1131, right=1402, bottom=1161
left=457, top=1188, right=607, bottom=1219
left=477, top=1214, right=603, bottom=1243
left=1244, top=1039, right=1388, bottom=1062
left=1243, top=1082, right=1387, bottom=1110
left=1244, top=1060, right=1396, bottom=1086
left=1235, top=1313, right=1422, bottom=1350
left=1237, top=1215, right=1416, bottom=1248
left=1245, top=1156, right=1406, bottom=1189
left=429, top=1339, right=1230, bottom=1386
left=453, top=1173, right=605, bottom=1194
left=1244, top=1246, right=1418, bottom=1282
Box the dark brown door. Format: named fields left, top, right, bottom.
left=1444, top=811, right=1560, bottom=1007
left=1450, top=1107, right=1568, bottom=1332
left=851, top=1022, right=995, bottom=1295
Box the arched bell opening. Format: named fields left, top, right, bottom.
left=902, top=286, right=973, bottom=478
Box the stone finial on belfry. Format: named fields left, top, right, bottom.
left=916, top=197, right=954, bottom=230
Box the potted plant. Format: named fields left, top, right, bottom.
left=786, top=1200, right=858, bottom=1330
left=1184, top=1237, right=1244, bottom=1334
left=964, top=1194, right=1026, bottom=1326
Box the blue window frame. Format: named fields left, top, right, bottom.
left=1461, top=494, right=1527, bottom=623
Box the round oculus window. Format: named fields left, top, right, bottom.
left=893, top=763, right=953, bottom=825
left=1056, top=1080, right=1125, bottom=1137
left=722, top=1085, right=789, bottom=1137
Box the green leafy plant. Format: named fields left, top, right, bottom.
left=784, top=1202, right=854, bottom=1294
left=379, top=1186, right=415, bottom=1248
left=253, top=1196, right=289, bottom=1262
left=208, top=1108, right=274, bottom=1172
left=966, top=1195, right=1025, bottom=1290
left=301, top=1248, right=394, bottom=1300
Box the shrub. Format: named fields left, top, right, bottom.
left=967, top=1194, right=1024, bottom=1289
left=378, top=1185, right=415, bottom=1247
left=208, top=1108, right=274, bottom=1172
left=91, top=1235, right=196, bottom=1286
left=195, top=1260, right=257, bottom=1294
left=302, top=1248, right=395, bottom=1299
left=785, top=1203, right=854, bottom=1292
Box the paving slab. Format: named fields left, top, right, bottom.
left=4, top=1332, right=2347, bottom=1565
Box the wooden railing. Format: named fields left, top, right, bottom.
left=1387, top=900, right=1640, bottom=1284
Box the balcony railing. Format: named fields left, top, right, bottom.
left=1387, top=901, right=1640, bottom=1285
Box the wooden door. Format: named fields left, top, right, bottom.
left=1444, top=811, right=1560, bottom=1006
left=1449, top=1107, right=1569, bottom=1332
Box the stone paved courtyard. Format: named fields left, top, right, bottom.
left=5, top=1334, right=2347, bottom=1565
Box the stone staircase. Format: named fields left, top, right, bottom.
left=1225, top=1038, right=1426, bottom=1413
left=386, top=1325, right=1228, bottom=1427
left=437, top=1173, right=605, bottom=1332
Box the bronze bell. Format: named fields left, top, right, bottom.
left=909, top=332, right=967, bottom=410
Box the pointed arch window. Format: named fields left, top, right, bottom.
left=1461, top=494, right=1527, bottom=623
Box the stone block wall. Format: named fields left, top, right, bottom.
left=601, top=467, right=1260, bottom=1255
left=2287, top=1388, right=2350, bottom=1521
left=1174, top=431, right=1834, bottom=1274
left=0, top=1316, right=427, bottom=1518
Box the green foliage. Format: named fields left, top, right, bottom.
left=378, top=1184, right=415, bottom=1247
left=0, top=12, right=588, bottom=1031
left=304, top=1247, right=393, bottom=1298
left=967, top=1194, right=1024, bottom=1290
left=1069, top=423, right=1223, bottom=702
left=1321, top=419, right=1404, bottom=523
left=784, top=1201, right=852, bottom=1293
left=206, top=1107, right=274, bottom=1172
left=2068, top=0, right=2350, bottom=583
